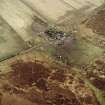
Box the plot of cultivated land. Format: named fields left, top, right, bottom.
left=0, top=0, right=104, bottom=43
left=21, top=0, right=71, bottom=22
left=21, top=0, right=104, bottom=22
left=0, top=17, right=25, bottom=61
left=63, top=0, right=104, bottom=7
left=0, top=0, right=34, bottom=41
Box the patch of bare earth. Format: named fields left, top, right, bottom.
left=91, top=77, right=105, bottom=91
left=10, top=61, right=50, bottom=90
left=0, top=60, right=99, bottom=105
left=86, top=8, right=105, bottom=35
left=85, top=57, right=105, bottom=91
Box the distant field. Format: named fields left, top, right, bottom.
left=0, top=17, right=25, bottom=61
left=0, top=0, right=104, bottom=61
left=21, top=0, right=71, bottom=22
left=22, top=0, right=104, bottom=22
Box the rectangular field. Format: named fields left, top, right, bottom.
left=0, top=17, right=25, bottom=61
